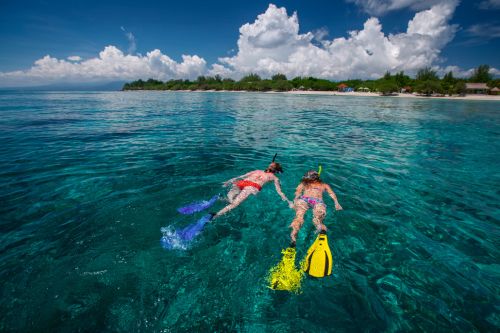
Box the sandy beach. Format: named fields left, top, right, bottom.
left=155, top=89, right=500, bottom=101
left=280, top=90, right=500, bottom=101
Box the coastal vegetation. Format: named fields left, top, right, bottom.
left=123, top=65, right=500, bottom=95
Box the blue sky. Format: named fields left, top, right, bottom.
left=0, top=0, right=499, bottom=86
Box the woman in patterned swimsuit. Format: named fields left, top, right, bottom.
left=289, top=170, right=343, bottom=246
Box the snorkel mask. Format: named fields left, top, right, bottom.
left=303, top=170, right=320, bottom=181
left=267, top=153, right=283, bottom=174
left=303, top=165, right=322, bottom=181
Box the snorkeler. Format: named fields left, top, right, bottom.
left=289, top=169, right=342, bottom=246
left=211, top=158, right=292, bottom=220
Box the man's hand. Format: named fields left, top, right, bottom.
left=335, top=203, right=343, bottom=211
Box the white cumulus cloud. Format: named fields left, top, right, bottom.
left=0, top=46, right=206, bottom=87
left=67, top=55, right=82, bottom=62
left=213, top=2, right=459, bottom=80
left=437, top=65, right=473, bottom=78
left=478, top=0, right=500, bottom=9
left=346, top=0, right=447, bottom=16
left=436, top=65, right=500, bottom=78
left=466, top=23, right=500, bottom=39
left=121, top=26, right=137, bottom=54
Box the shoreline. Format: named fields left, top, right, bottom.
left=124, top=89, right=500, bottom=101
left=281, top=90, right=500, bottom=101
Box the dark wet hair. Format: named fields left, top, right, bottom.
left=301, top=170, right=322, bottom=184
left=266, top=162, right=283, bottom=174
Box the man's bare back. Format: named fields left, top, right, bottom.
left=213, top=162, right=291, bottom=219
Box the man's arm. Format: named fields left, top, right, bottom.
left=223, top=171, right=255, bottom=187
left=273, top=177, right=292, bottom=205
left=325, top=184, right=343, bottom=210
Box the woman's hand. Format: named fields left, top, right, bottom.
left=223, top=181, right=232, bottom=187
left=335, top=202, right=343, bottom=211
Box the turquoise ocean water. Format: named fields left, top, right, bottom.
left=0, top=91, right=499, bottom=332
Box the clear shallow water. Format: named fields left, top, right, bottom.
left=0, top=91, right=499, bottom=332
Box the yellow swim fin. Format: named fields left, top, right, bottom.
left=302, top=232, right=333, bottom=278
left=268, top=247, right=303, bottom=292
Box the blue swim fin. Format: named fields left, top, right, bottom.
left=178, top=214, right=212, bottom=241
left=160, top=214, right=212, bottom=250
left=177, top=195, right=219, bottom=215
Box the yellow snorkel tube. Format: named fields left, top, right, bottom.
left=318, top=165, right=323, bottom=176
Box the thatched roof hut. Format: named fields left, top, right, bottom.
left=465, top=83, right=490, bottom=94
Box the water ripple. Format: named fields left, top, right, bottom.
left=0, top=91, right=499, bottom=331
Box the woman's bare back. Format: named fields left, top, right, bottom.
left=301, top=182, right=328, bottom=200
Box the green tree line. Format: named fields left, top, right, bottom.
left=123, top=65, right=500, bottom=95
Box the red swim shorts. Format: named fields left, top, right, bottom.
left=235, top=180, right=262, bottom=191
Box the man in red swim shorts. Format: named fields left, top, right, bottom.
left=212, top=160, right=292, bottom=219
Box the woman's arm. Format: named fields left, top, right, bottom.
left=325, top=184, right=343, bottom=210
left=223, top=171, right=255, bottom=187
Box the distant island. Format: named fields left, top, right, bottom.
left=123, top=65, right=500, bottom=98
